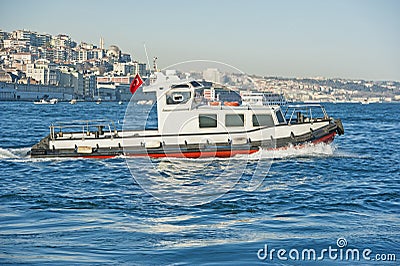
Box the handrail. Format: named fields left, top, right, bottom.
left=284, top=104, right=329, bottom=124
left=49, top=120, right=117, bottom=140
left=51, top=119, right=114, bottom=127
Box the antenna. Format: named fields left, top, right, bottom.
left=143, top=43, right=151, bottom=74
left=153, top=57, right=158, bottom=72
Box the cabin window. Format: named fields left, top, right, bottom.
left=225, top=114, right=244, bottom=127
left=199, top=114, right=217, bottom=128
left=166, top=91, right=191, bottom=105
left=190, top=81, right=202, bottom=87
left=275, top=110, right=286, bottom=124
left=171, top=84, right=190, bottom=88
left=252, top=114, right=274, bottom=127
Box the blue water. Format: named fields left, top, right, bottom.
left=0, top=102, right=399, bottom=265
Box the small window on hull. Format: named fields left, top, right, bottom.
left=199, top=114, right=217, bottom=128
left=253, top=114, right=274, bottom=127
left=226, top=114, right=244, bottom=127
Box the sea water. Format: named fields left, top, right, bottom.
left=0, top=102, right=399, bottom=265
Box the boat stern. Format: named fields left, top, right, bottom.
left=30, top=135, right=51, bottom=157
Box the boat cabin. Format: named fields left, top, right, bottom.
left=142, top=73, right=286, bottom=135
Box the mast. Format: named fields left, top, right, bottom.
left=143, top=43, right=151, bottom=76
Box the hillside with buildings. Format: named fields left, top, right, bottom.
left=0, top=29, right=148, bottom=101
left=188, top=69, right=400, bottom=103
left=247, top=76, right=400, bottom=103
left=1, top=29, right=399, bottom=103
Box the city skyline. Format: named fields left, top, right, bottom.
left=1, top=0, right=399, bottom=81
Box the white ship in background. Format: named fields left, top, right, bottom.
left=240, top=91, right=287, bottom=106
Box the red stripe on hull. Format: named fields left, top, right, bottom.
left=312, top=131, right=336, bottom=144
left=127, top=149, right=259, bottom=159
left=78, top=132, right=337, bottom=159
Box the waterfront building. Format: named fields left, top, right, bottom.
left=58, top=66, right=84, bottom=97
left=96, top=75, right=133, bottom=86
left=83, top=74, right=96, bottom=99
left=71, top=71, right=84, bottom=97
left=26, top=59, right=59, bottom=85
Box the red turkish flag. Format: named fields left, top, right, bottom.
left=130, top=74, right=143, bottom=94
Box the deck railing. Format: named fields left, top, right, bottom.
left=49, top=120, right=117, bottom=140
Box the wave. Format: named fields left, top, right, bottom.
left=189, top=142, right=337, bottom=162
left=9, top=147, right=31, bottom=158
left=256, top=142, right=336, bottom=159
left=0, top=147, right=35, bottom=159
left=247, top=142, right=371, bottom=160
left=0, top=147, right=86, bottom=163
left=0, top=147, right=19, bottom=159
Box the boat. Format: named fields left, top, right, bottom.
left=361, top=99, right=369, bottom=105
left=30, top=72, right=344, bottom=159
left=33, top=99, right=49, bottom=105
left=70, top=99, right=77, bottom=105
left=240, top=91, right=287, bottom=106
left=49, top=98, right=58, bottom=104
left=34, top=98, right=58, bottom=105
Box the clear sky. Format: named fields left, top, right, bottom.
left=1, top=0, right=399, bottom=81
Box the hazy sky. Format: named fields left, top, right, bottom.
left=1, top=0, right=399, bottom=80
